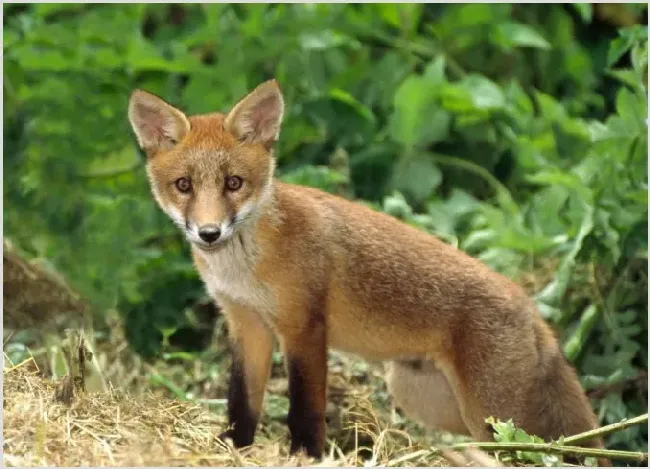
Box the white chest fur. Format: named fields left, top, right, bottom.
left=196, top=234, right=276, bottom=321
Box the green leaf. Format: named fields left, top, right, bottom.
left=486, top=416, right=517, bottom=442
left=608, top=36, right=632, bottom=67
left=607, top=25, right=648, bottom=68
left=606, top=68, right=645, bottom=93
left=300, top=30, right=360, bottom=50
left=33, top=3, right=87, bottom=18
left=563, top=304, right=600, bottom=362
left=280, top=166, right=347, bottom=194
left=534, top=91, right=566, bottom=121
left=525, top=169, right=592, bottom=200
left=377, top=4, right=401, bottom=29
left=329, top=88, right=376, bottom=125
left=382, top=192, right=414, bottom=220
left=377, top=3, right=423, bottom=33
left=14, top=46, right=71, bottom=71
left=535, top=204, right=594, bottom=309
left=454, top=4, right=500, bottom=27
left=3, top=29, right=19, bottom=49
left=616, top=87, right=646, bottom=133
left=492, top=22, right=551, bottom=50
left=439, top=83, right=475, bottom=113
left=505, top=80, right=534, bottom=116
left=126, top=35, right=199, bottom=73
left=631, top=41, right=648, bottom=76
left=487, top=417, right=549, bottom=465
left=461, top=75, right=506, bottom=111
left=571, top=4, right=593, bottom=23
left=390, top=76, right=450, bottom=147
left=391, top=154, right=442, bottom=204
left=423, top=56, right=446, bottom=85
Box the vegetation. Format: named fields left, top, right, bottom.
left=3, top=3, right=648, bottom=465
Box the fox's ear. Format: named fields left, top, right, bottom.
left=128, top=89, right=190, bottom=153
left=225, top=79, right=284, bottom=149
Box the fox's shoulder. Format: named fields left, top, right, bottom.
left=267, top=180, right=451, bottom=258
left=271, top=181, right=381, bottom=231
left=273, top=181, right=376, bottom=216
left=264, top=181, right=342, bottom=239
left=272, top=180, right=425, bottom=237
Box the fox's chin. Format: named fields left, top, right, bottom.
left=192, top=240, right=228, bottom=253
left=190, top=233, right=235, bottom=253
left=194, top=243, right=222, bottom=253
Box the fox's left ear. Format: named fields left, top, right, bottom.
left=128, top=89, right=190, bottom=154
left=225, top=79, right=284, bottom=149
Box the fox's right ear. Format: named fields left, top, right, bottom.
left=128, top=89, right=190, bottom=153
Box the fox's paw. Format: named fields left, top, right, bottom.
left=217, top=428, right=254, bottom=449
left=288, top=413, right=324, bottom=459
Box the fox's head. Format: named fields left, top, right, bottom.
left=128, top=80, right=284, bottom=252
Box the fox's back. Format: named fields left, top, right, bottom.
left=265, top=182, right=534, bottom=360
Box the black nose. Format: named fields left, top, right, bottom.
left=198, top=225, right=221, bottom=243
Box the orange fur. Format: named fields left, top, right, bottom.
left=128, top=80, right=608, bottom=464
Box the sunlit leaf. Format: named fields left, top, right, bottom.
left=492, top=22, right=551, bottom=50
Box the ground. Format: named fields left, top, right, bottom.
left=3, top=338, right=467, bottom=467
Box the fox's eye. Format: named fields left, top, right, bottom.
left=175, top=177, right=192, bottom=193
left=226, top=176, right=243, bottom=191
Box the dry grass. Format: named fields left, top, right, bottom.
left=5, top=339, right=646, bottom=468
left=2, top=356, right=461, bottom=467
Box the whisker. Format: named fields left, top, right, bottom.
left=232, top=215, right=256, bottom=228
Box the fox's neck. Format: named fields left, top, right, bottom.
left=254, top=178, right=282, bottom=226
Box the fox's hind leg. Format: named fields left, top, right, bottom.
left=385, top=360, right=469, bottom=436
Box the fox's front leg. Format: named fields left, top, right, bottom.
left=280, top=305, right=328, bottom=458
left=218, top=298, right=274, bottom=448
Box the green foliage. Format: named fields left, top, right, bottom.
left=3, top=3, right=647, bottom=453
left=487, top=417, right=564, bottom=466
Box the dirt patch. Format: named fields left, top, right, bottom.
left=3, top=239, right=88, bottom=331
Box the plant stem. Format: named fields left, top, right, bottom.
left=430, top=153, right=520, bottom=216
left=562, top=414, right=649, bottom=446
left=434, top=414, right=650, bottom=464
left=440, top=442, right=647, bottom=463
left=353, top=28, right=467, bottom=78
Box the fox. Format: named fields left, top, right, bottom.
left=128, top=79, right=608, bottom=464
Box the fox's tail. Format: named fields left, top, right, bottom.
left=385, top=316, right=610, bottom=466
left=526, top=332, right=610, bottom=465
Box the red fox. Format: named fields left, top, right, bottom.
left=128, top=80, right=607, bottom=463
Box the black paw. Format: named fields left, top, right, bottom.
left=217, top=428, right=253, bottom=448
left=217, top=429, right=234, bottom=444
left=288, top=413, right=324, bottom=459
left=289, top=441, right=323, bottom=460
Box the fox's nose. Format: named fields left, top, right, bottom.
left=198, top=224, right=221, bottom=243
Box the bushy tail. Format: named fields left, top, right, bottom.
left=530, top=319, right=610, bottom=466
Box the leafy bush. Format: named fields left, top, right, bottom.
left=3, top=3, right=647, bottom=453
